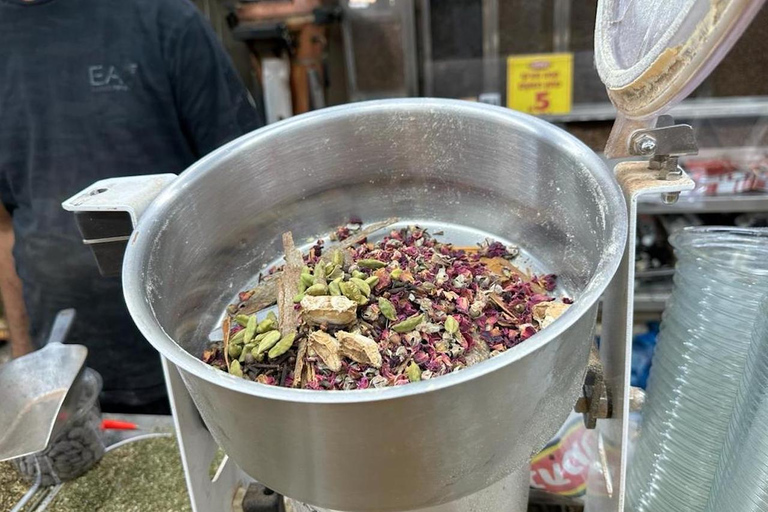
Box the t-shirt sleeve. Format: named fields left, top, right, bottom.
left=167, top=11, right=264, bottom=158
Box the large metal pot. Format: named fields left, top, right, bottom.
left=118, top=99, right=625, bottom=511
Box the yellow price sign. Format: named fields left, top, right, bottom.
left=506, top=53, right=573, bottom=115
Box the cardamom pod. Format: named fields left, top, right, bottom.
left=340, top=280, right=367, bottom=305
left=328, top=266, right=344, bottom=280
left=328, top=280, right=342, bottom=296
left=349, top=277, right=371, bottom=297
left=229, top=360, right=243, bottom=377
left=358, top=259, right=387, bottom=269
left=351, top=270, right=366, bottom=280
left=300, top=273, right=314, bottom=287
left=324, top=262, right=336, bottom=276
left=293, top=292, right=305, bottom=303
left=392, top=313, right=424, bottom=333
left=390, top=268, right=403, bottom=279
left=256, top=318, right=275, bottom=334
left=365, top=275, right=379, bottom=287
left=268, top=331, right=297, bottom=359
left=228, top=344, right=243, bottom=359
left=255, top=330, right=281, bottom=355
left=298, top=280, right=308, bottom=294
left=229, top=329, right=246, bottom=345
left=235, top=314, right=251, bottom=327
left=240, top=343, right=255, bottom=362
left=243, top=315, right=258, bottom=343
left=378, top=297, right=397, bottom=321
left=306, top=283, right=329, bottom=296
left=267, top=310, right=278, bottom=324
left=406, top=361, right=421, bottom=382
left=444, top=315, right=459, bottom=334
left=331, top=248, right=344, bottom=267
left=313, top=263, right=326, bottom=284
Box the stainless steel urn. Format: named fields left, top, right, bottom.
left=66, top=99, right=627, bottom=511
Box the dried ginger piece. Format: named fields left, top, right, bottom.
left=532, top=301, right=571, bottom=329
left=307, top=331, right=342, bottom=372
left=300, top=296, right=357, bottom=326
left=336, top=331, right=382, bottom=368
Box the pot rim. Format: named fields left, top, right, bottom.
left=122, top=98, right=627, bottom=404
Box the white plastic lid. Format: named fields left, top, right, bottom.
left=595, top=0, right=765, bottom=120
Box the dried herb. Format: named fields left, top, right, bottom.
left=203, top=223, right=572, bottom=390
left=47, top=436, right=190, bottom=512
left=1, top=461, right=30, bottom=510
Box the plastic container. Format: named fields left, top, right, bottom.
left=14, top=368, right=105, bottom=486
left=626, top=227, right=768, bottom=512
left=705, top=297, right=768, bottom=511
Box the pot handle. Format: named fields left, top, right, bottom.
left=62, top=174, right=178, bottom=277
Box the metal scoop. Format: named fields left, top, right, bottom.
left=0, top=309, right=86, bottom=461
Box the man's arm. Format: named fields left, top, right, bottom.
left=0, top=202, right=32, bottom=358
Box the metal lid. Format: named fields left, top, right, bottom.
left=596, top=0, right=765, bottom=120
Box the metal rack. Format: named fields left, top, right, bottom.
left=637, top=192, right=768, bottom=214
left=541, top=96, right=768, bottom=123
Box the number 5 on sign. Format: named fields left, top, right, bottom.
left=507, top=53, right=573, bottom=115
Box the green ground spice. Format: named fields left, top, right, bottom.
left=47, top=436, right=191, bottom=512
left=0, top=461, right=30, bottom=512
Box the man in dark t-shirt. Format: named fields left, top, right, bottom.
left=0, top=0, right=263, bottom=411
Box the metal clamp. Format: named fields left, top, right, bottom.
left=575, top=344, right=612, bottom=429
left=629, top=115, right=698, bottom=204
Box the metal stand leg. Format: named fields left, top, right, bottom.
left=585, top=163, right=695, bottom=512
left=162, top=357, right=250, bottom=512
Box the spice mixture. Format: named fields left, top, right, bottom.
left=1, top=461, right=30, bottom=512
left=47, top=436, right=190, bottom=512
left=202, top=221, right=572, bottom=390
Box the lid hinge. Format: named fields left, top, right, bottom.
left=628, top=115, right=698, bottom=204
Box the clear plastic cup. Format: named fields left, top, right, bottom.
left=627, top=227, right=768, bottom=512
left=705, top=297, right=768, bottom=511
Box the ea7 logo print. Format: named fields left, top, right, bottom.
left=88, top=63, right=138, bottom=92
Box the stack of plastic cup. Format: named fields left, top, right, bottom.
left=627, top=227, right=768, bottom=512
left=704, top=297, right=768, bottom=512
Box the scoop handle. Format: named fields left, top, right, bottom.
left=46, top=308, right=76, bottom=345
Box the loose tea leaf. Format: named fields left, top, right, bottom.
left=47, top=436, right=190, bottom=512
left=1, top=461, right=30, bottom=510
